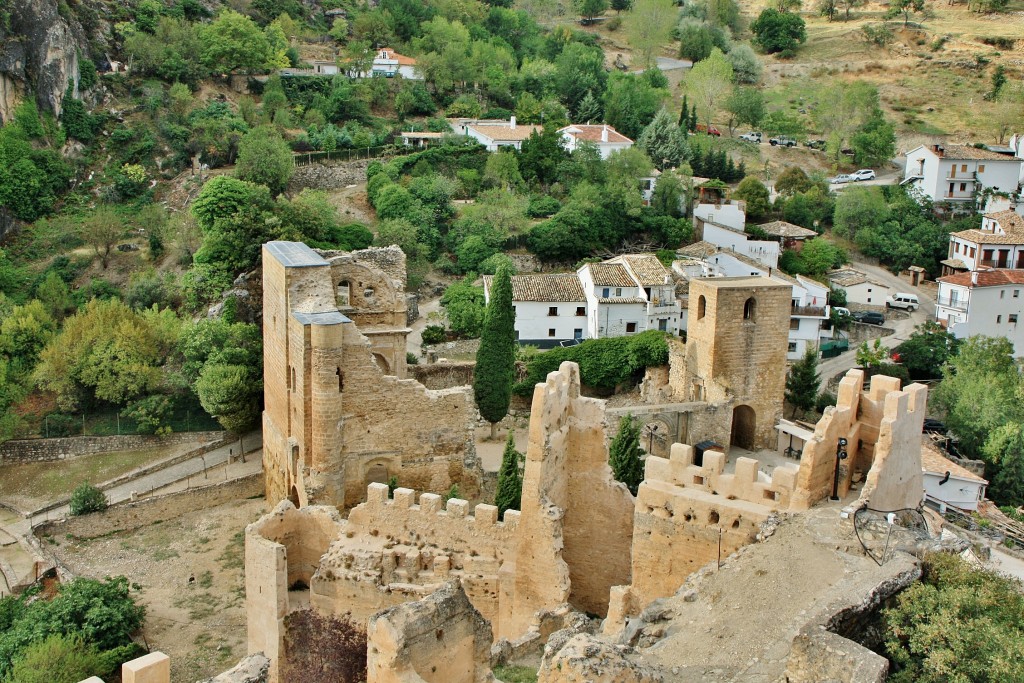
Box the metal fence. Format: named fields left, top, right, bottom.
left=293, top=145, right=404, bottom=166
left=37, top=407, right=221, bottom=439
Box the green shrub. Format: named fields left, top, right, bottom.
left=69, top=483, right=108, bottom=516
left=406, top=352, right=419, bottom=365
left=527, top=195, right=561, bottom=218
left=513, top=331, right=669, bottom=396
left=45, top=413, right=82, bottom=437
left=422, top=325, right=447, bottom=346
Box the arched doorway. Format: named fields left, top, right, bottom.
left=730, top=405, right=756, bottom=450
left=365, top=463, right=390, bottom=487
left=640, top=418, right=671, bottom=457
left=288, top=485, right=300, bottom=508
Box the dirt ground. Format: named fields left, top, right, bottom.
left=49, top=498, right=268, bottom=682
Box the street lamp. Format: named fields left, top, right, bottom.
left=830, top=437, right=849, bottom=501
left=644, top=424, right=660, bottom=455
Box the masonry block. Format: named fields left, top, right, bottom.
left=393, top=488, right=415, bottom=509
left=122, top=652, right=170, bottom=683
left=419, top=492, right=442, bottom=514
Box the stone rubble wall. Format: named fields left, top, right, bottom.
left=0, top=431, right=225, bottom=463
left=288, top=160, right=371, bottom=191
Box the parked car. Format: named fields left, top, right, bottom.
left=739, top=131, right=762, bottom=143
left=923, top=418, right=947, bottom=434
left=851, top=169, right=876, bottom=181
left=852, top=311, right=885, bottom=325
left=829, top=174, right=853, bottom=184
left=769, top=136, right=797, bottom=147
left=832, top=306, right=851, bottom=318
left=696, top=123, right=722, bottom=136
left=804, top=139, right=826, bottom=150
left=886, top=292, right=920, bottom=311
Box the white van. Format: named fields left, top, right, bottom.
left=886, top=293, right=920, bottom=311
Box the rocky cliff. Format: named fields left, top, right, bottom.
left=0, top=0, right=94, bottom=123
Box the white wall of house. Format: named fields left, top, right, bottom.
left=694, top=202, right=745, bottom=231
left=596, top=302, right=647, bottom=337
left=923, top=472, right=986, bottom=511
left=904, top=147, right=1022, bottom=203
left=836, top=280, right=890, bottom=306
left=937, top=281, right=1024, bottom=356
left=560, top=134, right=631, bottom=159
left=509, top=301, right=588, bottom=346
left=702, top=223, right=780, bottom=269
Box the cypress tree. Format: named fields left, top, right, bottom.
left=474, top=264, right=516, bottom=439
left=679, top=95, right=689, bottom=127
left=494, top=431, right=523, bottom=517
left=609, top=414, right=645, bottom=495
left=785, top=347, right=821, bottom=418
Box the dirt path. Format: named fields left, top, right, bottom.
left=407, top=295, right=442, bottom=358
left=51, top=498, right=268, bottom=682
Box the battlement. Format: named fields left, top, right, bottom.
left=643, top=442, right=799, bottom=509
left=364, top=482, right=521, bottom=530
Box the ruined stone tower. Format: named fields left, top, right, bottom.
left=261, top=241, right=480, bottom=510
left=683, top=276, right=790, bottom=450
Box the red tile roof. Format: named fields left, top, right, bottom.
left=559, top=124, right=633, bottom=144
left=378, top=48, right=416, bottom=66
left=937, top=269, right=1024, bottom=288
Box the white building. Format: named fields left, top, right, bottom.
left=675, top=248, right=830, bottom=360
left=942, top=209, right=1024, bottom=276
left=482, top=273, right=587, bottom=348
left=455, top=117, right=542, bottom=152
left=371, top=48, right=420, bottom=79
left=921, top=441, right=988, bottom=512
left=558, top=124, right=633, bottom=159
left=484, top=254, right=682, bottom=346
left=828, top=268, right=891, bottom=307
left=902, top=143, right=1023, bottom=206
left=692, top=200, right=780, bottom=270
left=935, top=268, right=1024, bottom=355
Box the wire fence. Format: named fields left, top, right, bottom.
left=292, top=145, right=406, bottom=166
left=36, top=407, right=221, bottom=439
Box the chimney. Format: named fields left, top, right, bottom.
left=971, top=270, right=979, bottom=286
left=933, top=144, right=944, bottom=156
left=602, top=125, right=609, bottom=143
left=510, top=116, right=516, bottom=129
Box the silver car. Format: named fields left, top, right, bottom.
left=851, top=169, right=876, bottom=181
left=829, top=174, right=853, bottom=184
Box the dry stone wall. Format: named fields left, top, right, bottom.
left=0, top=431, right=224, bottom=463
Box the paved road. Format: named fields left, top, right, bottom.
left=818, top=260, right=932, bottom=382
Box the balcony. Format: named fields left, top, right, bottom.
left=977, top=259, right=1014, bottom=269
left=791, top=305, right=828, bottom=318
left=936, top=296, right=968, bottom=311
left=945, top=171, right=978, bottom=181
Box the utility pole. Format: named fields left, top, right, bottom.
left=830, top=437, right=849, bottom=501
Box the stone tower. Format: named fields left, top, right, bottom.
left=261, top=241, right=480, bottom=509
left=683, top=276, right=790, bottom=450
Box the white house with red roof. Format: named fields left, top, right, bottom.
left=902, top=143, right=1023, bottom=205
left=935, top=269, right=1024, bottom=355
left=558, top=124, right=633, bottom=159
left=455, top=117, right=543, bottom=151
left=942, top=209, right=1024, bottom=276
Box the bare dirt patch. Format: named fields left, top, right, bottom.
left=49, top=498, right=268, bottom=682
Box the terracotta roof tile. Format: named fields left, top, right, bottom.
left=606, top=254, right=670, bottom=286
left=586, top=263, right=635, bottom=287
left=466, top=122, right=543, bottom=142
left=921, top=440, right=987, bottom=484
left=828, top=268, right=886, bottom=288
left=756, top=221, right=818, bottom=239
left=678, top=241, right=719, bottom=258
left=558, top=124, right=633, bottom=144
left=937, top=269, right=1024, bottom=288
left=378, top=48, right=417, bottom=65
left=483, top=273, right=586, bottom=302
left=950, top=211, right=1024, bottom=245
left=938, top=144, right=1017, bottom=161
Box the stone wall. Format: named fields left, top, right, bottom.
left=410, top=362, right=475, bottom=390
left=35, top=473, right=263, bottom=540
left=288, top=160, right=371, bottom=191
left=0, top=431, right=224, bottom=463
left=366, top=581, right=494, bottom=683
left=845, top=322, right=895, bottom=345
left=261, top=241, right=480, bottom=510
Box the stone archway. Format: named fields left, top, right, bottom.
left=365, top=462, right=390, bottom=486
left=730, top=405, right=756, bottom=450
left=288, top=485, right=300, bottom=508
left=640, top=418, right=672, bottom=458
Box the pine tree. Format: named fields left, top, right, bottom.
left=474, top=264, right=517, bottom=439
left=494, top=432, right=523, bottom=517
left=678, top=95, right=690, bottom=127
left=609, top=414, right=645, bottom=495
left=785, top=347, right=821, bottom=417
left=576, top=90, right=603, bottom=123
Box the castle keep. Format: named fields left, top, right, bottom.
left=261, top=241, right=480, bottom=510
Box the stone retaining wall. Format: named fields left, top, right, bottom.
left=34, top=472, right=263, bottom=540
left=288, top=159, right=371, bottom=191
left=410, top=361, right=475, bottom=389
left=0, top=431, right=225, bottom=463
